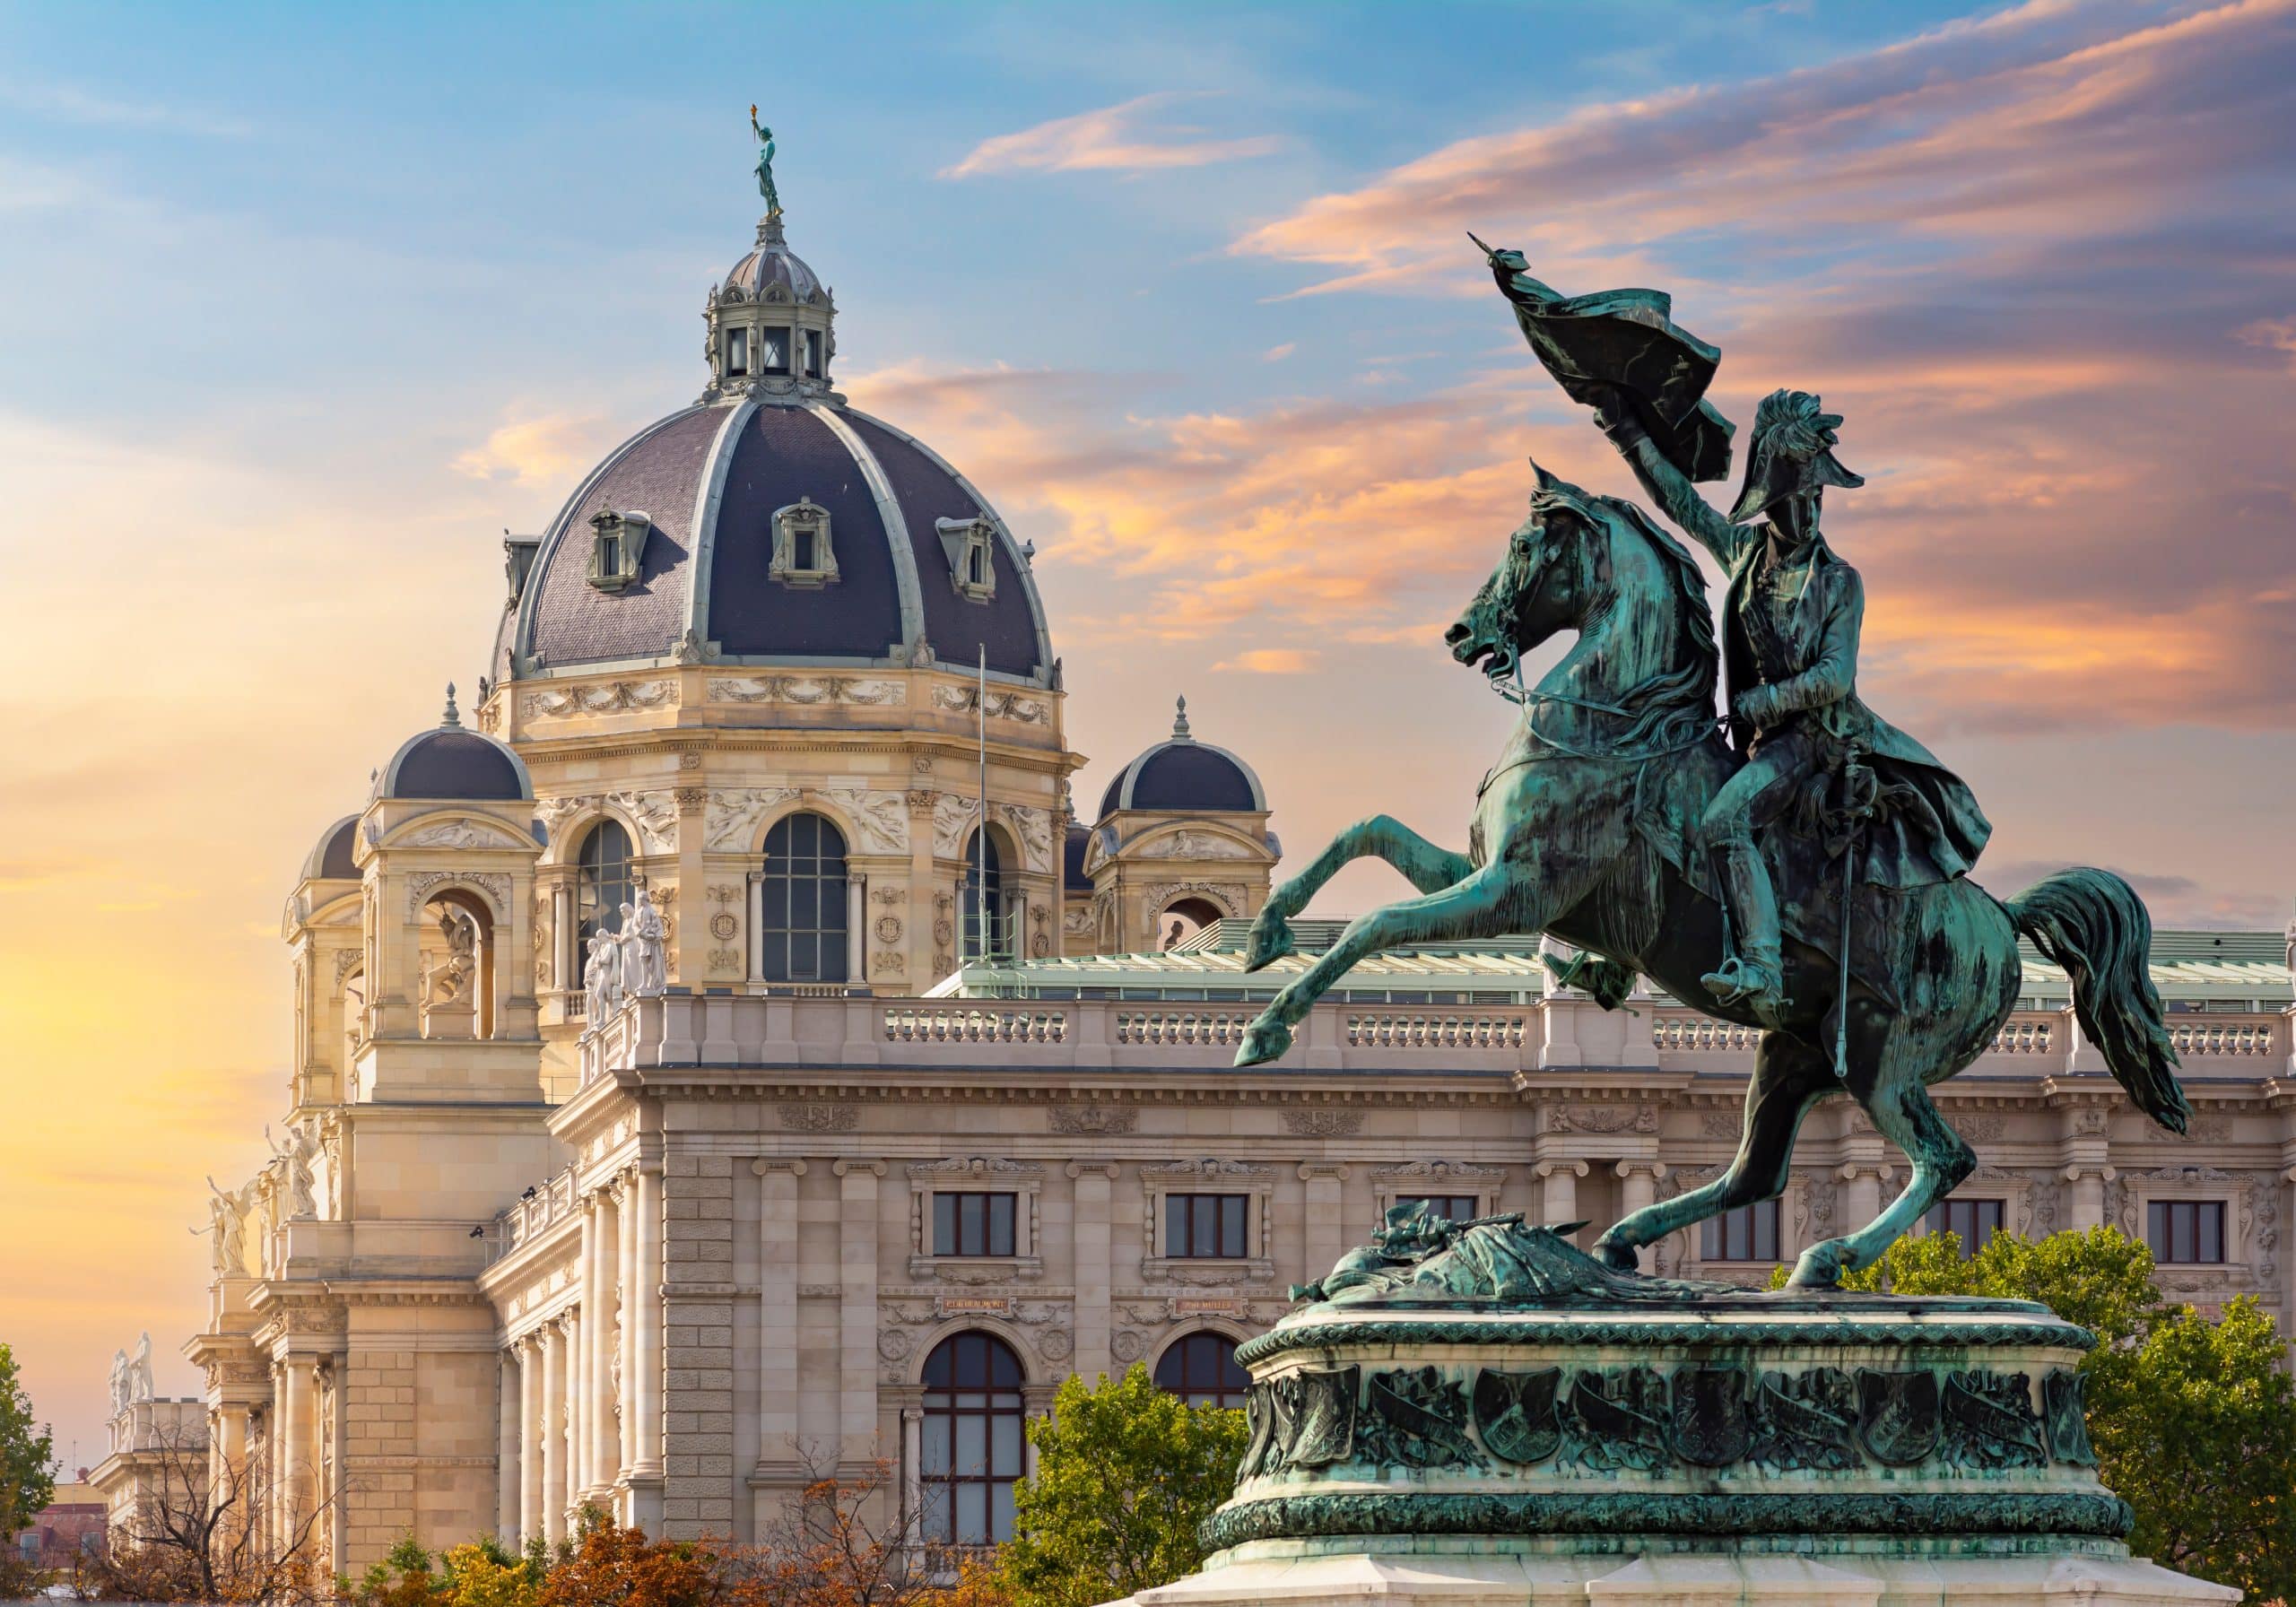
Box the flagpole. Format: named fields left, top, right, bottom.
left=976, top=646, right=988, bottom=964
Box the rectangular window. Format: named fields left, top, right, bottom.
left=804, top=328, right=823, bottom=378
left=1922, top=1198, right=2005, bottom=1257
left=968, top=543, right=987, bottom=586
left=726, top=326, right=749, bottom=377
left=1166, top=1193, right=1248, bottom=1259
left=793, top=526, right=816, bottom=572
left=2148, top=1199, right=2225, bottom=1264
left=1700, top=1199, right=1779, bottom=1263
left=934, top=1192, right=1016, bottom=1257
left=1393, top=1194, right=1481, bottom=1226
left=762, top=326, right=792, bottom=376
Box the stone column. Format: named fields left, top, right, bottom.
left=1616, top=1160, right=1665, bottom=1224
left=497, top=1350, right=519, bottom=1541
left=755, top=1160, right=804, bottom=1472
left=1300, top=1165, right=1348, bottom=1291
left=540, top=1322, right=566, bottom=1543
left=901, top=1406, right=924, bottom=1533
left=552, top=882, right=573, bottom=995
left=2065, top=1166, right=2114, bottom=1230
left=1068, top=1163, right=1116, bottom=1383
left=1538, top=1160, right=1589, bottom=1225
left=748, top=872, right=767, bottom=982
left=835, top=1160, right=884, bottom=1467
left=1841, top=1163, right=1890, bottom=1236
left=280, top=1355, right=314, bottom=1533
left=519, top=1337, right=543, bottom=1543
left=629, top=1161, right=665, bottom=1530
left=577, top=1198, right=599, bottom=1499
left=846, top=879, right=865, bottom=984
left=616, top=1177, right=639, bottom=1483
left=591, top=1190, right=621, bottom=1495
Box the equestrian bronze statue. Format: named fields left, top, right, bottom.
left=1235, top=244, right=2190, bottom=1289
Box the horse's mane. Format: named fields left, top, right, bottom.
left=1596, top=493, right=1719, bottom=706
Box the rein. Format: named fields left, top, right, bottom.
left=1487, top=659, right=1721, bottom=769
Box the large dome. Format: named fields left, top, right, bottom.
left=492, top=214, right=1053, bottom=690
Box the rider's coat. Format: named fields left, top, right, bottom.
left=1622, top=433, right=1993, bottom=890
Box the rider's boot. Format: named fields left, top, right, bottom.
left=1702, top=840, right=1787, bottom=1028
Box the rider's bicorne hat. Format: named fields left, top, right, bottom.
left=1729, top=388, right=1863, bottom=525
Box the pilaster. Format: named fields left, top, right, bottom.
left=1067, top=1161, right=1117, bottom=1383
left=835, top=1159, right=886, bottom=1466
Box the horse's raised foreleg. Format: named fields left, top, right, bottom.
left=1789, top=1073, right=1974, bottom=1287
left=1245, top=814, right=1472, bottom=971
left=1235, top=864, right=1517, bottom=1067
left=1593, top=1032, right=1834, bottom=1271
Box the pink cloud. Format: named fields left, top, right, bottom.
left=942, top=92, right=1280, bottom=179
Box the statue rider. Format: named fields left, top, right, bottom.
left=1589, top=385, right=1991, bottom=1026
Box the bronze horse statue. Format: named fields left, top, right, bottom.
left=1234, top=466, right=2190, bottom=1287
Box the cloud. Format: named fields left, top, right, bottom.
left=1263, top=343, right=1296, bottom=362
left=1213, top=0, right=2296, bottom=734
left=942, top=92, right=1280, bottom=179
left=1213, top=647, right=1320, bottom=673
left=1983, top=860, right=2290, bottom=927
left=2237, top=315, right=2296, bottom=372
left=5, top=82, right=254, bottom=138
left=452, top=410, right=612, bottom=490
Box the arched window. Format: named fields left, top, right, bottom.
left=961, top=829, right=1007, bottom=962
left=761, top=812, right=848, bottom=983
left=920, top=1332, right=1024, bottom=1545
left=1153, top=1332, right=1248, bottom=1409
left=576, top=821, right=635, bottom=956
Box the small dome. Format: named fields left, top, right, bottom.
left=1097, top=697, right=1265, bottom=819
left=302, top=814, right=360, bottom=882
left=378, top=688, right=534, bottom=802
left=721, top=215, right=823, bottom=303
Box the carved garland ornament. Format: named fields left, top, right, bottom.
left=521, top=680, right=676, bottom=720
left=709, top=674, right=906, bottom=707
left=404, top=871, right=510, bottom=919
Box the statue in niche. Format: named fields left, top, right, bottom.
left=423, top=910, right=477, bottom=1007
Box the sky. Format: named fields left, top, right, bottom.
left=3, top=0, right=2293, bottom=1471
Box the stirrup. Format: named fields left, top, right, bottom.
left=1702, top=956, right=1785, bottom=1026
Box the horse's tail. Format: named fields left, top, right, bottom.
left=2005, top=868, right=2188, bottom=1134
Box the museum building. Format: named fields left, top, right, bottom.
left=95, top=178, right=2296, bottom=1576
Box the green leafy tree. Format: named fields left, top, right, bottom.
left=1778, top=1226, right=2294, bottom=1600
left=0, top=1342, right=57, bottom=1533
left=994, top=1365, right=1248, bottom=1607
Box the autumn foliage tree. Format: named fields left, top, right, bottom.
left=81, top=1426, right=330, bottom=1603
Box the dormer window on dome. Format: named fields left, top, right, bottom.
left=938, top=516, right=997, bottom=602
left=770, top=497, right=838, bottom=587
left=587, top=508, right=653, bottom=593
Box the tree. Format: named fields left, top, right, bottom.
left=1797, top=1226, right=2296, bottom=1602
left=80, top=1423, right=331, bottom=1603
left=993, top=1366, right=1248, bottom=1607
left=0, top=1342, right=56, bottom=1534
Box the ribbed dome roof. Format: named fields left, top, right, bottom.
left=496, top=401, right=1051, bottom=685
left=303, top=814, right=360, bottom=882
left=378, top=691, right=534, bottom=802
left=722, top=215, right=822, bottom=302
left=1097, top=698, right=1265, bottom=819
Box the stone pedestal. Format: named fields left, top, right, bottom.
left=1103, top=1246, right=2238, bottom=1607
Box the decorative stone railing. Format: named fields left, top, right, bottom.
left=491, top=1164, right=581, bottom=1263
left=571, top=992, right=2290, bottom=1089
